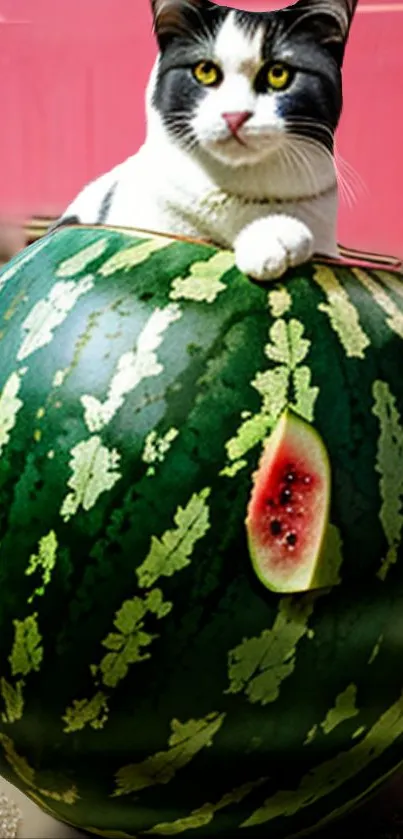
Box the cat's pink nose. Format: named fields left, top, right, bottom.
left=222, top=111, right=252, bottom=135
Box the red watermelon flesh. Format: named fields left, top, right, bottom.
left=246, top=410, right=331, bottom=593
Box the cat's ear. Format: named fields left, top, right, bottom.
left=292, top=0, right=358, bottom=64
left=150, top=0, right=210, bottom=48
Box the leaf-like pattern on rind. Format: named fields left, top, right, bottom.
left=221, top=317, right=318, bottom=477
left=243, top=691, right=403, bottom=827
left=136, top=488, right=211, bottom=589
left=226, top=597, right=314, bottom=704
left=113, top=713, right=225, bottom=797
left=0, top=734, right=78, bottom=804
left=372, top=380, right=403, bottom=580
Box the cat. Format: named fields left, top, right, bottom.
left=54, top=0, right=358, bottom=281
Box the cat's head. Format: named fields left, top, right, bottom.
left=149, top=0, right=357, bottom=168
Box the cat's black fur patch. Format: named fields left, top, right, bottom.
left=97, top=182, right=117, bottom=223
left=48, top=214, right=81, bottom=233
left=152, top=0, right=355, bottom=153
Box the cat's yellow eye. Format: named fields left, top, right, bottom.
left=267, top=63, right=291, bottom=91
left=193, top=61, right=221, bottom=87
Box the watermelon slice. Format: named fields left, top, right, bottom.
left=246, top=409, right=332, bottom=593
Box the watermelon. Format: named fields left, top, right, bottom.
left=0, top=225, right=402, bottom=839
left=246, top=409, right=332, bottom=594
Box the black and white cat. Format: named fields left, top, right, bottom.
left=56, top=0, right=357, bottom=280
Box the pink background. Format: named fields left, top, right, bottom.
left=0, top=0, right=402, bottom=256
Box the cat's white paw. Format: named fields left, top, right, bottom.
left=234, top=216, right=314, bottom=281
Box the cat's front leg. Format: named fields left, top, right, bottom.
left=234, top=215, right=314, bottom=281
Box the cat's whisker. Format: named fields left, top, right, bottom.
left=334, top=147, right=368, bottom=197
left=282, top=140, right=322, bottom=195
left=288, top=135, right=358, bottom=207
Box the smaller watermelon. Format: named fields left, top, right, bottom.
left=246, top=410, right=331, bottom=593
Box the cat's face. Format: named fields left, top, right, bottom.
left=151, top=0, right=357, bottom=168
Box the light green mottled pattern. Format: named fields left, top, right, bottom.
left=304, top=725, right=318, bottom=746
left=0, top=734, right=78, bottom=803
left=372, top=380, right=403, bottom=580
left=56, top=238, right=107, bottom=277
left=60, top=436, right=121, bottom=522
left=242, top=691, right=403, bottom=828
left=25, top=530, right=57, bottom=603
left=352, top=268, right=403, bottom=339
left=0, top=238, right=49, bottom=293
left=99, top=237, right=169, bottom=277
left=136, top=488, right=211, bottom=589
left=315, top=524, right=344, bottom=588
left=226, top=597, right=314, bottom=704
left=221, top=318, right=318, bottom=477
left=169, top=251, right=233, bottom=303
left=369, top=635, right=383, bottom=664
left=375, top=270, right=403, bottom=302
left=113, top=713, right=225, bottom=797
left=313, top=265, right=370, bottom=358
left=267, top=288, right=291, bottom=317
left=1, top=678, right=24, bottom=723
left=146, top=778, right=267, bottom=835
left=63, top=590, right=171, bottom=731
left=0, top=370, right=25, bottom=457
left=17, top=275, right=94, bottom=361
left=81, top=304, right=181, bottom=433
left=52, top=369, right=68, bottom=388
left=143, top=428, right=179, bottom=476
left=9, top=614, right=43, bottom=678
left=62, top=691, right=109, bottom=734
left=96, top=589, right=172, bottom=688
left=63, top=485, right=211, bottom=731
left=352, top=726, right=366, bottom=740
left=321, top=684, right=359, bottom=734
left=0, top=733, right=35, bottom=785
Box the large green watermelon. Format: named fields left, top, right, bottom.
left=0, top=225, right=402, bottom=838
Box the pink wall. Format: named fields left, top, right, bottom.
left=0, top=0, right=402, bottom=256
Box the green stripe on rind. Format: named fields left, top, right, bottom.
left=113, top=713, right=225, bottom=797
left=0, top=370, right=26, bottom=458
left=267, top=288, right=292, bottom=317
left=63, top=489, right=211, bottom=730
left=313, top=265, right=370, bottom=358
left=169, top=251, right=234, bottom=303
left=9, top=614, right=43, bottom=678
left=81, top=304, right=181, bottom=433
left=56, top=239, right=108, bottom=278
left=320, top=684, right=359, bottom=734
left=60, top=437, right=122, bottom=522
left=0, top=734, right=78, bottom=804
left=98, top=237, right=170, bottom=276
left=226, top=597, right=314, bottom=704
left=221, top=317, right=319, bottom=477
left=145, top=778, right=267, bottom=835
left=25, top=530, right=58, bottom=603
left=17, top=275, right=94, bottom=361
left=287, top=760, right=403, bottom=839
left=375, top=270, right=403, bottom=303
left=1, top=679, right=24, bottom=724
left=242, top=692, right=403, bottom=828
left=136, top=488, right=211, bottom=589
left=372, top=380, right=403, bottom=580
left=352, top=268, right=403, bottom=339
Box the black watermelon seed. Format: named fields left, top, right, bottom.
left=270, top=519, right=282, bottom=536
left=280, top=488, right=292, bottom=505
left=286, top=532, right=297, bottom=546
